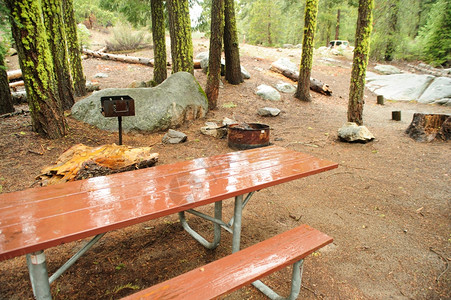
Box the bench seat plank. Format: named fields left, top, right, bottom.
left=122, top=224, right=333, bottom=300
left=0, top=146, right=337, bottom=260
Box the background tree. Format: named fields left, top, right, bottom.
left=295, top=0, right=319, bottom=102
left=247, top=0, right=282, bottom=46
left=223, top=0, right=243, bottom=84
left=5, top=0, right=66, bottom=138
left=151, top=0, right=167, bottom=84
left=0, top=46, right=14, bottom=115
left=42, top=0, right=75, bottom=110
left=205, top=0, right=224, bottom=109
left=63, top=0, right=87, bottom=96
left=167, top=0, right=194, bottom=74
left=348, top=0, right=374, bottom=125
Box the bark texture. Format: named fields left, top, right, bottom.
left=63, top=0, right=87, bottom=96
left=6, top=0, right=66, bottom=138
left=295, top=0, right=319, bottom=102
left=223, top=0, right=243, bottom=84
left=167, top=0, right=194, bottom=74
left=43, top=0, right=75, bottom=110
left=348, top=0, right=374, bottom=125
left=205, top=0, right=225, bottom=110
left=151, top=0, right=167, bottom=84
left=0, top=48, right=14, bottom=115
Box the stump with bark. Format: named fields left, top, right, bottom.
left=37, top=144, right=159, bottom=186
left=405, top=113, right=450, bottom=142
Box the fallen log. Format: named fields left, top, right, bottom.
left=12, top=91, right=27, bottom=104
left=7, top=69, right=22, bottom=81
left=9, top=80, right=24, bottom=89
left=83, top=48, right=155, bottom=66
left=37, top=143, right=159, bottom=186
left=272, top=65, right=332, bottom=96
left=405, top=113, right=450, bottom=142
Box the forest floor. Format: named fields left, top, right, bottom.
left=0, top=29, right=450, bottom=300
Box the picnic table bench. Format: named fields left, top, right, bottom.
left=0, top=145, right=337, bottom=299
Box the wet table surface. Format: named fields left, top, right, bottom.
left=0, top=146, right=338, bottom=261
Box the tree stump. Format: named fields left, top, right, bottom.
left=37, top=144, right=159, bottom=186
left=405, top=113, right=450, bottom=142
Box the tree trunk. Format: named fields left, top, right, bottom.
left=167, top=0, right=194, bottom=74
left=42, top=0, right=75, bottom=110
left=0, top=52, right=14, bottom=115
left=62, top=0, right=87, bottom=97
left=6, top=0, right=66, bottom=139
left=295, top=0, right=319, bottom=102
left=335, top=9, right=341, bottom=40
left=223, top=0, right=243, bottom=85
left=151, top=0, right=167, bottom=84
left=205, top=0, right=224, bottom=110
left=384, top=0, right=399, bottom=61
left=348, top=0, right=374, bottom=125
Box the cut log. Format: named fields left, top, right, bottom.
left=11, top=91, right=27, bottom=104
left=7, top=69, right=22, bottom=81
left=272, top=65, right=332, bottom=96
left=406, top=113, right=450, bottom=142
left=37, top=144, right=159, bottom=186
left=83, top=49, right=155, bottom=66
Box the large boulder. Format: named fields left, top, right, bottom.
left=374, top=64, right=402, bottom=75
left=71, top=72, right=208, bottom=132
left=418, top=77, right=451, bottom=105
left=270, top=58, right=298, bottom=75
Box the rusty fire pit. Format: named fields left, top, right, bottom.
left=228, top=123, right=270, bottom=150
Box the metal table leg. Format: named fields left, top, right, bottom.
left=26, top=250, right=51, bottom=300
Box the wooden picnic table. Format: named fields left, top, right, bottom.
left=0, top=145, right=337, bottom=299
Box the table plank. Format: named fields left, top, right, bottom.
left=0, top=146, right=337, bottom=260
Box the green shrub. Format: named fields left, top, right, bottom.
left=77, top=23, right=91, bottom=49
left=105, top=24, right=150, bottom=52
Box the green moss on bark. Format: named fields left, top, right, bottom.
left=151, top=0, right=167, bottom=84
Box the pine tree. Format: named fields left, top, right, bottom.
left=167, top=0, right=194, bottom=74
left=6, top=0, right=66, bottom=138
left=295, top=0, right=319, bottom=102
left=205, top=0, right=224, bottom=109
left=223, top=0, right=243, bottom=84
left=151, top=0, right=167, bottom=84
left=42, top=0, right=75, bottom=110
left=348, top=0, right=374, bottom=125
left=63, top=0, right=87, bottom=97
left=0, top=46, right=14, bottom=115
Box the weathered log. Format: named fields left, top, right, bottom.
left=193, top=59, right=202, bottom=69
left=83, top=49, right=155, bottom=66
left=273, top=65, right=332, bottom=96
left=7, top=69, right=22, bottom=81
left=37, top=143, right=159, bottom=186
left=405, top=113, right=450, bottom=142
left=11, top=91, right=27, bottom=104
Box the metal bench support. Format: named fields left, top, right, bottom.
left=178, top=192, right=254, bottom=251
left=252, top=259, right=304, bottom=300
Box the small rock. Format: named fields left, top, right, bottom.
left=338, top=122, right=375, bottom=143
left=258, top=107, right=281, bottom=117
left=274, top=82, right=296, bottom=93
left=85, top=81, right=100, bottom=92
left=162, top=129, right=187, bottom=144
left=195, top=51, right=209, bottom=60
left=241, top=66, right=251, bottom=79
left=222, top=117, right=237, bottom=126
left=200, top=122, right=227, bottom=138
left=255, top=84, right=281, bottom=101
left=94, top=73, right=108, bottom=78
left=128, top=80, right=147, bottom=88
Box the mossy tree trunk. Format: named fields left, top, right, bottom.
left=151, top=0, right=167, bottom=84
left=0, top=50, right=14, bottom=115
left=205, top=0, right=224, bottom=110
left=6, top=0, right=66, bottom=139
left=167, top=0, right=194, bottom=74
left=295, top=0, right=319, bottom=102
left=62, top=0, right=87, bottom=97
left=223, top=0, right=243, bottom=85
left=42, top=0, right=75, bottom=110
left=348, top=0, right=374, bottom=125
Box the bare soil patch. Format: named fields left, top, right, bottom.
left=1, top=31, right=450, bottom=299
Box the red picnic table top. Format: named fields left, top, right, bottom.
left=0, top=146, right=338, bottom=261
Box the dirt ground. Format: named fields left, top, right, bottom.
left=0, top=30, right=450, bottom=300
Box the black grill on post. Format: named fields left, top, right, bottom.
left=100, top=95, right=135, bottom=145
